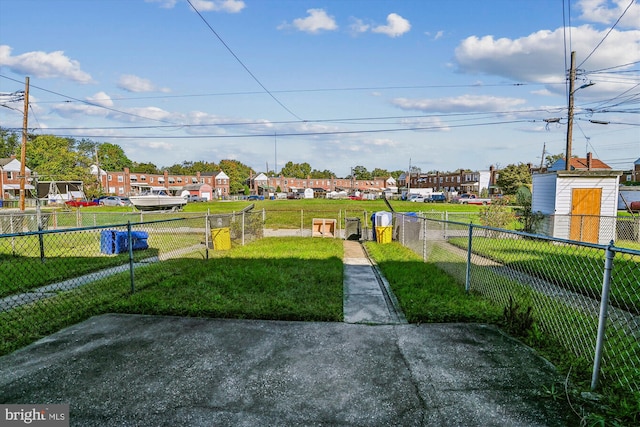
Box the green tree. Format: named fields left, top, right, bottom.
left=96, top=142, right=133, bottom=171
left=131, top=162, right=160, bottom=174
left=310, top=169, right=333, bottom=178
left=496, top=163, right=532, bottom=195
left=279, top=161, right=311, bottom=178
left=219, top=159, right=253, bottom=194
left=545, top=153, right=565, bottom=168
left=390, top=170, right=404, bottom=179
left=0, top=128, right=21, bottom=157
left=351, top=165, right=371, bottom=180
left=371, top=168, right=390, bottom=178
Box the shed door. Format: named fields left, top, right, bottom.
left=570, top=188, right=601, bottom=243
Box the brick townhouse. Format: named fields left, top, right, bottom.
left=92, top=167, right=231, bottom=199
left=0, top=155, right=33, bottom=200
left=399, top=166, right=499, bottom=195
left=249, top=173, right=393, bottom=196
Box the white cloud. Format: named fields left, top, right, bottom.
left=145, top=0, right=178, bottom=8
left=454, top=25, right=640, bottom=83
left=392, top=95, right=526, bottom=113
left=280, top=9, right=338, bottom=34
left=0, top=45, right=93, bottom=83
left=87, top=92, right=114, bottom=108
left=146, top=0, right=244, bottom=13
left=433, top=30, right=444, bottom=40
left=400, top=117, right=451, bottom=132
left=577, top=0, right=640, bottom=29
left=349, top=18, right=370, bottom=35
left=191, top=0, right=245, bottom=13
left=117, top=74, right=170, bottom=93
left=372, top=13, right=411, bottom=38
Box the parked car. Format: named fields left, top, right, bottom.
left=99, top=196, right=131, bottom=207
left=426, top=194, right=447, bottom=203
left=454, top=194, right=492, bottom=205
left=409, top=196, right=426, bottom=202
left=185, top=194, right=206, bottom=202
left=65, top=199, right=98, bottom=207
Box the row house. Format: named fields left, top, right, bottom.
left=91, top=166, right=230, bottom=199
left=0, top=155, right=33, bottom=200
left=402, top=166, right=497, bottom=195
left=249, top=173, right=391, bottom=196
left=620, top=157, right=640, bottom=185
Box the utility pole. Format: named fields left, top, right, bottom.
left=565, top=51, right=576, bottom=171
left=19, top=76, right=30, bottom=211
left=539, top=142, right=546, bottom=170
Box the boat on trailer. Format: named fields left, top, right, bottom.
left=129, top=189, right=187, bottom=211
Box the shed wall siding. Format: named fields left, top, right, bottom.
left=532, top=173, right=557, bottom=214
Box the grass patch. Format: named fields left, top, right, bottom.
left=0, top=237, right=343, bottom=356
left=364, top=241, right=502, bottom=323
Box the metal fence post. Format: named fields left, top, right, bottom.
left=591, top=241, right=615, bottom=390
left=205, top=214, right=210, bottom=260
left=422, top=216, right=427, bottom=262
left=242, top=211, right=246, bottom=246
left=465, top=223, right=473, bottom=293
left=127, top=221, right=135, bottom=293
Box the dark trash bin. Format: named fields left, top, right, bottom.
left=345, top=217, right=361, bottom=241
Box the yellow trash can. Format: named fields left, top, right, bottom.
left=375, top=226, right=392, bottom=244
left=211, top=227, right=231, bottom=250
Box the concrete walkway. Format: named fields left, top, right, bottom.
left=343, top=241, right=406, bottom=324
left=0, top=240, right=580, bottom=426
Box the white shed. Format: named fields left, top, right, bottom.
left=531, top=170, right=622, bottom=244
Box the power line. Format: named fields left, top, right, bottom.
left=23, top=119, right=535, bottom=140
left=577, top=0, right=636, bottom=69
left=185, top=0, right=303, bottom=121
left=0, top=75, right=183, bottom=126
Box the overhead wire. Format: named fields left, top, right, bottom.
left=0, top=75, right=184, bottom=127
left=577, top=0, right=636, bottom=69
left=184, top=0, right=304, bottom=121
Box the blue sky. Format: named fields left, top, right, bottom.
left=1, top=0, right=638, bottom=177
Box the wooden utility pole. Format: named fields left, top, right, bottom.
left=19, top=76, right=30, bottom=211
left=565, top=51, right=576, bottom=171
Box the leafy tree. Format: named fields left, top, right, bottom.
left=390, top=170, right=405, bottom=179
left=351, top=165, right=371, bottom=180
left=219, top=159, right=253, bottom=194
left=310, top=169, right=333, bottom=178
left=0, top=128, right=21, bottom=158
left=96, top=142, right=133, bottom=171
left=496, top=163, right=532, bottom=195
left=514, top=186, right=545, bottom=233
left=26, top=134, right=100, bottom=196
left=371, top=168, right=390, bottom=178
left=131, top=162, right=160, bottom=174
left=279, top=161, right=311, bottom=178
left=545, top=153, right=565, bottom=168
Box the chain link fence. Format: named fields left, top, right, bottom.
left=3, top=207, right=637, bottom=395
left=392, top=212, right=639, bottom=394
left=0, top=211, right=264, bottom=355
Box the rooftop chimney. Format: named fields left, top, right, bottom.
left=587, top=152, right=592, bottom=170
